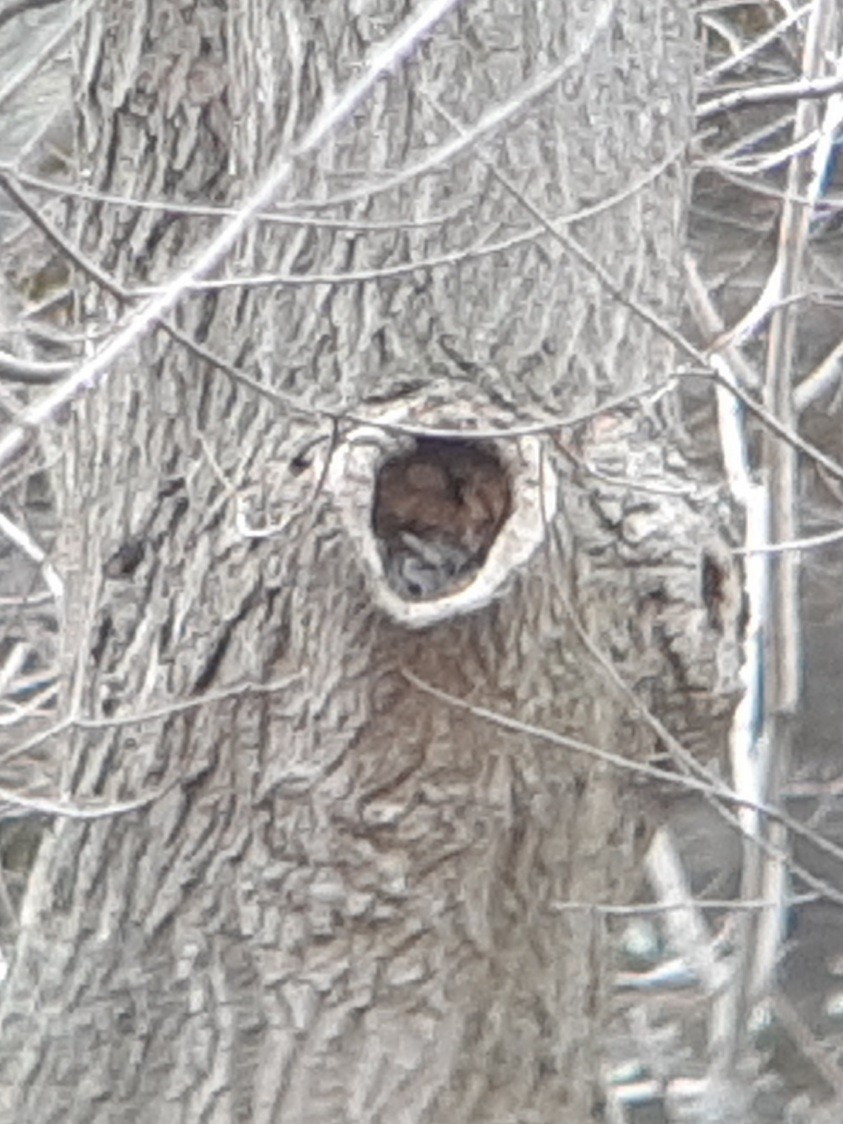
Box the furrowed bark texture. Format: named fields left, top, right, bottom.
left=0, top=2, right=740, bottom=1121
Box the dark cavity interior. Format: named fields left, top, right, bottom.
left=372, top=438, right=513, bottom=601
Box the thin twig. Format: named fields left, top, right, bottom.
left=794, top=331, right=843, bottom=410
left=0, top=0, right=94, bottom=110
left=702, top=2, right=812, bottom=83
left=734, top=523, right=843, bottom=555
left=0, top=512, right=62, bottom=600
left=0, top=784, right=169, bottom=820
left=698, top=72, right=843, bottom=118
left=4, top=140, right=680, bottom=231
left=0, top=349, right=72, bottom=385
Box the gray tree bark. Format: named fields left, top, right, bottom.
left=0, top=2, right=741, bottom=1121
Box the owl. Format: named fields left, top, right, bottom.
left=372, top=439, right=512, bottom=601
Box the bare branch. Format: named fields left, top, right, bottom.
left=0, top=0, right=468, bottom=470
left=698, top=72, right=843, bottom=119
left=702, top=2, right=813, bottom=84
left=2, top=161, right=469, bottom=232
left=0, top=511, right=62, bottom=600
left=0, top=349, right=71, bottom=385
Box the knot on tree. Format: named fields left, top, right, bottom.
left=325, top=393, right=557, bottom=628
left=372, top=439, right=512, bottom=601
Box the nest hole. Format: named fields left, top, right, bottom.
left=372, top=437, right=513, bottom=601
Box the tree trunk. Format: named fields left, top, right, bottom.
left=0, top=2, right=740, bottom=1120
